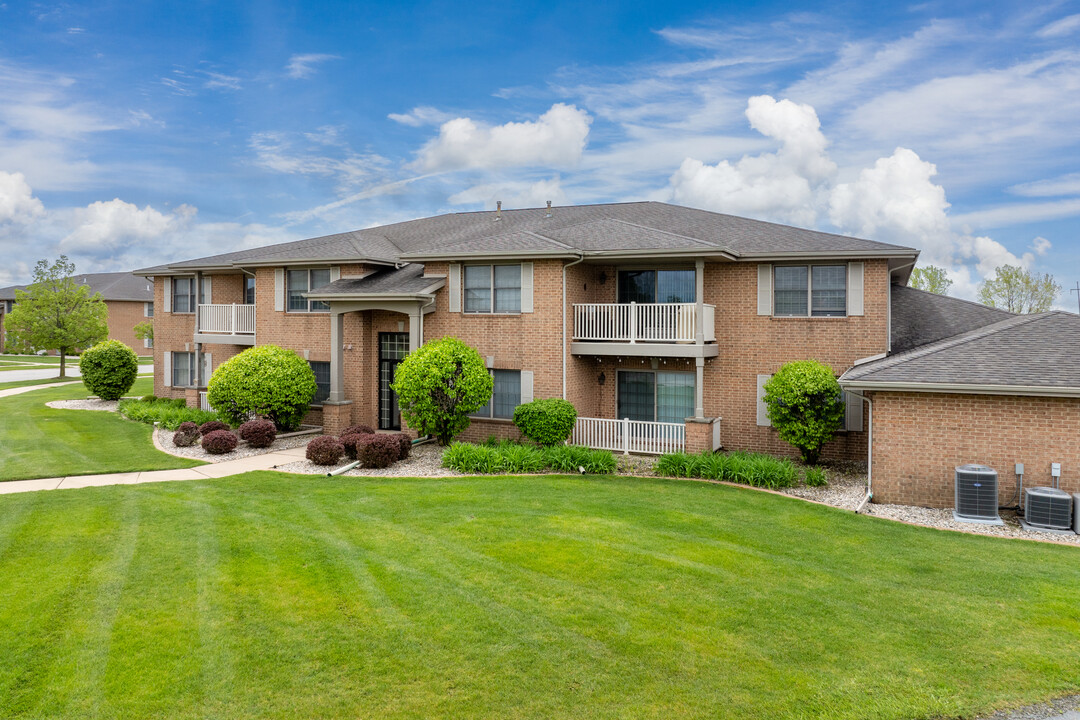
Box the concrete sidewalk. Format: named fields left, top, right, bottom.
left=0, top=380, right=83, bottom=398
left=0, top=446, right=310, bottom=495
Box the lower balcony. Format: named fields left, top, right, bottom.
left=195, top=303, right=256, bottom=345
left=571, top=302, right=718, bottom=358
left=572, top=417, right=686, bottom=455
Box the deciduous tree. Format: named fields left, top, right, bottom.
left=909, top=265, right=952, bottom=295
left=977, top=265, right=1061, bottom=313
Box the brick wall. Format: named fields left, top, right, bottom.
left=868, top=390, right=1080, bottom=508
left=105, top=300, right=150, bottom=353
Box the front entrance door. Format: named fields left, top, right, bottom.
left=379, top=332, right=409, bottom=430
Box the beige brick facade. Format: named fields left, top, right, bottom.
left=867, top=391, right=1080, bottom=508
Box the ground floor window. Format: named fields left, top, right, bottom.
left=473, top=369, right=521, bottom=419
left=617, top=370, right=694, bottom=423
left=309, top=361, right=330, bottom=404
left=172, top=352, right=194, bottom=387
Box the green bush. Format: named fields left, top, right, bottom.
left=441, top=440, right=616, bottom=475
left=512, top=398, right=577, bottom=446
left=763, top=360, right=845, bottom=465
left=499, top=443, right=546, bottom=473
left=206, top=345, right=317, bottom=430
left=79, top=340, right=139, bottom=400
left=391, top=337, right=493, bottom=445
left=118, top=398, right=220, bottom=430
left=804, top=466, right=828, bottom=487
left=654, top=450, right=798, bottom=489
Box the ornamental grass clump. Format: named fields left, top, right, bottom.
left=117, top=398, right=220, bottom=430
left=654, top=450, right=798, bottom=489
left=441, top=440, right=615, bottom=475
left=201, top=429, right=238, bottom=455
left=238, top=419, right=276, bottom=448
left=79, top=340, right=139, bottom=400
left=172, top=421, right=200, bottom=448
left=512, top=398, right=577, bottom=446
left=207, top=345, right=317, bottom=431
left=306, top=435, right=345, bottom=466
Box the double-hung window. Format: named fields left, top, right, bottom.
left=464, top=264, right=521, bottom=313
left=172, top=277, right=195, bottom=313
left=172, top=351, right=195, bottom=387
left=244, top=276, right=256, bottom=305
left=773, top=265, right=847, bottom=317
left=308, top=361, right=330, bottom=404
left=145, top=302, right=154, bottom=318
left=287, top=269, right=331, bottom=312
left=473, top=369, right=521, bottom=419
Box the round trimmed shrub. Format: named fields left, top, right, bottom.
left=397, top=434, right=412, bottom=460
left=513, top=398, right=577, bottom=446
left=206, top=345, right=318, bottom=431
left=763, top=360, right=845, bottom=465
left=340, top=432, right=371, bottom=460
left=201, top=429, right=238, bottom=454
left=79, top=340, right=139, bottom=400
left=306, top=435, right=345, bottom=466
left=172, top=421, right=200, bottom=448
left=199, top=420, right=229, bottom=436
left=238, top=419, right=277, bottom=448
left=340, top=424, right=375, bottom=438
left=358, top=434, right=402, bottom=469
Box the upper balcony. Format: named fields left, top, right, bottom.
left=194, top=303, right=256, bottom=345
left=571, top=302, right=718, bottom=358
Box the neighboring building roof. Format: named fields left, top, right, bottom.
left=306, top=263, right=443, bottom=297
left=0, top=272, right=153, bottom=302
left=891, top=285, right=1015, bottom=352
left=842, top=311, right=1080, bottom=395
left=136, top=201, right=918, bottom=275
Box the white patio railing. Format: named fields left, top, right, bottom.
left=198, top=391, right=211, bottom=411
left=572, top=417, right=685, bottom=455
left=198, top=303, right=256, bottom=335
left=572, top=302, right=715, bottom=343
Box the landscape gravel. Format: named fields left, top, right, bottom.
left=275, top=442, right=463, bottom=477
left=153, top=427, right=313, bottom=463
left=46, top=398, right=119, bottom=412
left=975, top=694, right=1080, bottom=720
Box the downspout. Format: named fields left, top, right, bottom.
left=846, top=389, right=874, bottom=513
left=562, top=254, right=585, bottom=399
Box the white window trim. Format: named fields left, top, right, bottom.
left=772, top=263, right=849, bottom=318
left=286, top=268, right=332, bottom=314
left=463, top=263, right=523, bottom=315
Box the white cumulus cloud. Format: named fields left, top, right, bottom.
left=0, top=170, right=45, bottom=225
left=415, top=103, right=592, bottom=172
left=668, top=95, right=836, bottom=226
left=60, top=199, right=192, bottom=255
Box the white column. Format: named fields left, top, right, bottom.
left=695, top=259, right=704, bottom=346
left=695, top=357, right=705, bottom=419
left=329, top=311, right=346, bottom=403
left=408, top=308, right=422, bottom=351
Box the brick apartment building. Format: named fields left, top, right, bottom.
left=0, top=272, right=155, bottom=354
left=136, top=201, right=1080, bottom=508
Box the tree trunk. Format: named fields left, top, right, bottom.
left=59, top=351, right=66, bottom=379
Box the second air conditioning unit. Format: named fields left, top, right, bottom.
left=1024, top=487, right=1073, bottom=531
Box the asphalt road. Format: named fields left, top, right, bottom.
left=1, top=365, right=153, bottom=383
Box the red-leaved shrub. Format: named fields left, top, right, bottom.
left=340, top=424, right=375, bottom=438
left=201, top=429, right=238, bottom=454
left=306, top=435, right=345, bottom=465
left=358, top=434, right=402, bottom=469
left=340, top=432, right=372, bottom=460
left=397, top=434, right=412, bottom=460
left=239, top=418, right=277, bottom=448
left=173, top=421, right=200, bottom=448
left=199, top=420, right=229, bottom=436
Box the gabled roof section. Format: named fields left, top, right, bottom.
left=135, top=201, right=918, bottom=275
left=843, top=311, right=1080, bottom=394
left=0, top=272, right=153, bottom=302
left=304, top=263, right=442, bottom=298
left=891, top=285, right=1015, bottom=352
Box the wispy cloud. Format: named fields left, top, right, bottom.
left=249, top=128, right=390, bottom=192
left=285, top=53, right=340, bottom=79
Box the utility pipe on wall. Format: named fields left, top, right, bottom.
left=845, top=389, right=874, bottom=513
left=562, top=254, right=585, bottom=399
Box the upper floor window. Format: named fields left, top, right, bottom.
left=464, top=264, right=521, bottom=313
left=172, top=277, right=195, bottom=313
left=617, top=269, right=695, bottom=304
left=244, top=276, right=256, bottom=305
left=472, top=369, right=521, bottom=419
left=288, top=269, right=331, bottom=312
left=774, top=265, right=847, bottom=317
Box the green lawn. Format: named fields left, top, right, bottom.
left=0, top=355, right=153, bottom=371
left=0, top=377, right=203, bottom=481
left=0, top=472, right=1077, bottom=719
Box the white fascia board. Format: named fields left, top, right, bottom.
left=838, top=380, right=1080, bottom=398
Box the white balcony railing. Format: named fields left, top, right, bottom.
left=572, top=417, right=685, bottom=455
left=573, top=302, right=715, bottom=343
left=198, top=391, right=211, bottom=411
left=198, top=303, right=256, bottom=335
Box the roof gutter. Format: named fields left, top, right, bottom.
left=839, top=379, right=1080, bottom=398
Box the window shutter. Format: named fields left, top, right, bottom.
left=163, top=277, right=172, bottom=313
left=163, top=351, right=172, bottom=387
left=844, top=391, right=864, bottom=432
left=757, top=264, right=772, bottom=315
left=520, top=262, right=534, bottom=313
left=756, top=374, right=771, bottom=426
left=203, top=353, right=213, bottom=385
left=143, top=302, right=149, bottom=318
left=330, top=266, right=340, bottom=282
left=848, top=262, right=864, bottom=316
left=520, top=370, right=534, bottom=404
left=201, top=276, right=212, bottom=304
left=448, top=263, right=461, bottom=313
left=274, top=268, right=285, bottom=311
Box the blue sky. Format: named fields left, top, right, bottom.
left=1, top=0, right=1079, bottom=303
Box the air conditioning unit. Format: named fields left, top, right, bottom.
left=954, top=464, right=1003, bottom=525
left=1024, top=487, right=1073, bottom=531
